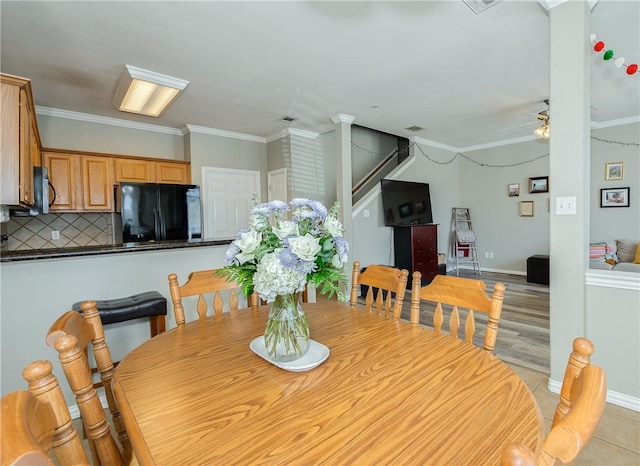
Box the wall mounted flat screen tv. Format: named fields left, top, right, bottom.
left=380, top=179, right=433, bottom=227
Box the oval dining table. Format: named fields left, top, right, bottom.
left=112, top=301, right=544, bottom=465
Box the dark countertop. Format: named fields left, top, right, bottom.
left=0, top=239, right=233, bottom=263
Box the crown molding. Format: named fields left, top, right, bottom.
left=330, top=114, right=355, bottom=125
left=35, top=106, right=183, bottom=135
left=265, top=127, right=320, bottom=143
left=591, top=115, right=640, bottom=130
left=36, top=106, right=638, bottom=149
left=181, top=124, right=266, bottom=143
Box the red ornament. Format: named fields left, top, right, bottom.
left=594, top=41, right=605, bottom=52
left=627, top=64, right=638, bottom=75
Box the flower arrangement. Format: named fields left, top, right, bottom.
left=218, top=198, right=350, bottom=303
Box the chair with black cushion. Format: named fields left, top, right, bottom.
left=501, top=337, right=607, bottom=466
left=410, top=273, right=505, bottom=353
left=47, top=302, right=130, bottom=465
left=349, top=261, right=409, bottom=319
left=168, top=269, right=259, bottom=325
left=71, top=291, right=167, bottom=389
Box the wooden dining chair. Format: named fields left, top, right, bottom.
left=349, top=261, right=409, bottom=319
left=501, top=337, right=607, bottom=466
left=1, top=390, right=58, bottom=466
left=19, top=359, right=91, bottom=465
left=168, top=269, right=259, bottom=325
left=46, top=302, right=129, bottom=466
left=410, top=273, right=506, bottom=353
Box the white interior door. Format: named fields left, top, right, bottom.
left=201, top=167, right=261, bottom=240
left=268, top=168, right=287, bottom=202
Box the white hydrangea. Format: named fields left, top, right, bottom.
left=253, top=252, right=307, bottom=302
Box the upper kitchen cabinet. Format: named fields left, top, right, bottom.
left=42, top=151, right=81, bottom=211
left=1, top=74, right=41, bottom=208
left=81, top=156, right=114, bottom=211
left=155, top=161, right=190, bottom=184
left=115, top=158, right=190, bottom=184
left=115, top=158, right=154, bottom=183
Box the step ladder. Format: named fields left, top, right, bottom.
left=450, top=207, right=481, bottom=275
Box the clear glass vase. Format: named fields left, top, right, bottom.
left=264, top=292, right=310, bottom=362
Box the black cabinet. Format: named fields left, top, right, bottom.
left=394, top=224, right=439, bottom=285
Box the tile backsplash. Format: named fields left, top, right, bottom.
left=1, top=213, right=115, bottom=251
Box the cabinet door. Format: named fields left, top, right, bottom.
left=81, top=156, right=114, bottom=210
left=115, top=158, right=154, bottom=183
left=411, top=225, right=438, bottom=280
left=0, top=82, right=20, bottom=205
left=19, top=88, right=34, bottom=206
left=155, top=161, right=190, bottom=184
left=43, top=152, right=81, bottom=211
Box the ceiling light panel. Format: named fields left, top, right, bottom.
left=113, top=65, right=189, bottom=117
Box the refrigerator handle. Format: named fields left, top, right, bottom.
left=156, top=207, right=166, bottom=241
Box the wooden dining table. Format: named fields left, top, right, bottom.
left=113, top=301, right=544, bottom=465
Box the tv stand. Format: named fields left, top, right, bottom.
left=393, top=224, right=439, bottom=285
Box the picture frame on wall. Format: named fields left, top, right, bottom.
left=528, top=176, right=549, bottom=193
left=600, top=187, right=630, bottom=208
left=605, top=162, right=624, bottom=181
left=519, top=201, right=534, bottom=217
left=508, top=183, right=520, bottom=197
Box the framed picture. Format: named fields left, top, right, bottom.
left=605, top=162, right=624, bottom=181
left=528, top=176, right=549, bottom=193
left=508, top=183, right=520, bottom=197
left=600, top=187, right=630, bottom=208
left=519, top=201, right=534, bottom=217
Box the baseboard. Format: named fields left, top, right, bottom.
left=450, top=265, right=526, bottom=276
left=548, top=378, right=640, bottom=412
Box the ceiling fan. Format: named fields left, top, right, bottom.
left=532, top=99, right=550, bottom=138
left=500, top=99, right=550, bottom=138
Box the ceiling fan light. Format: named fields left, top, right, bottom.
left=533, top=124, right=550, bottom=139
left=113, top=65, right=189, bottom=117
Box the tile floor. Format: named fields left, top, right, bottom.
left=507, top=362, right=640, bottom=465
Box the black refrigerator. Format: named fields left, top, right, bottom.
left=118, top=182, right=202, bottom=244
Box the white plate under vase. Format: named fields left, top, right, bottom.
left=250, top=336, right=330, bottom=372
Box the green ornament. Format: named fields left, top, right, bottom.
left=603, top=49, right=614, bottom=60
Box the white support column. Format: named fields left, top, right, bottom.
left=331, top=114, right=355, bottom=282
left=548, top=1, right=592, bottom=382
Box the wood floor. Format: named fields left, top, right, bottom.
left=399, top=269, right=550, bottom=374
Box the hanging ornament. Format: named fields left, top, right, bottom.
left=590, top=33, right=639, bottom=76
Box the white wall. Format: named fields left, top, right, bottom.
left=458, top=139, right=551, bottom=273
left=37, top=112, right=184, bottom=159
left=0, top=245, right=230, bottom=406
left=590, top=123, right=640, bottom=241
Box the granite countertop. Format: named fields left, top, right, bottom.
left=0, top=238, right=232, bottom=263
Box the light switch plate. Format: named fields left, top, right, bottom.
left=556, top=196, right=576, bottom=215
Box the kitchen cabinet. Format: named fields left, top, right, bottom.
left=115, top=158, right=154, bottom=183
left=41, top=149, right=191, bottom=212
left=155, top=161, right=190, bottom=184
left=393, top=224, right=439, bottom=285
left=42, top=152, right=81, bottom=211
left=81, top=156, right=114, bottom=211
left=114, top=158, right=190, bottom=184
left=1, top=74, right=41, bottom=208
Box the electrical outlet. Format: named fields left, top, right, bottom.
left=363, top=209, right=370, bottom=218
left=489, top=252, right=494, bottom=259
left=485, top=252, right=489, bottom=258
left=51, top=231, right=60, bottom=240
